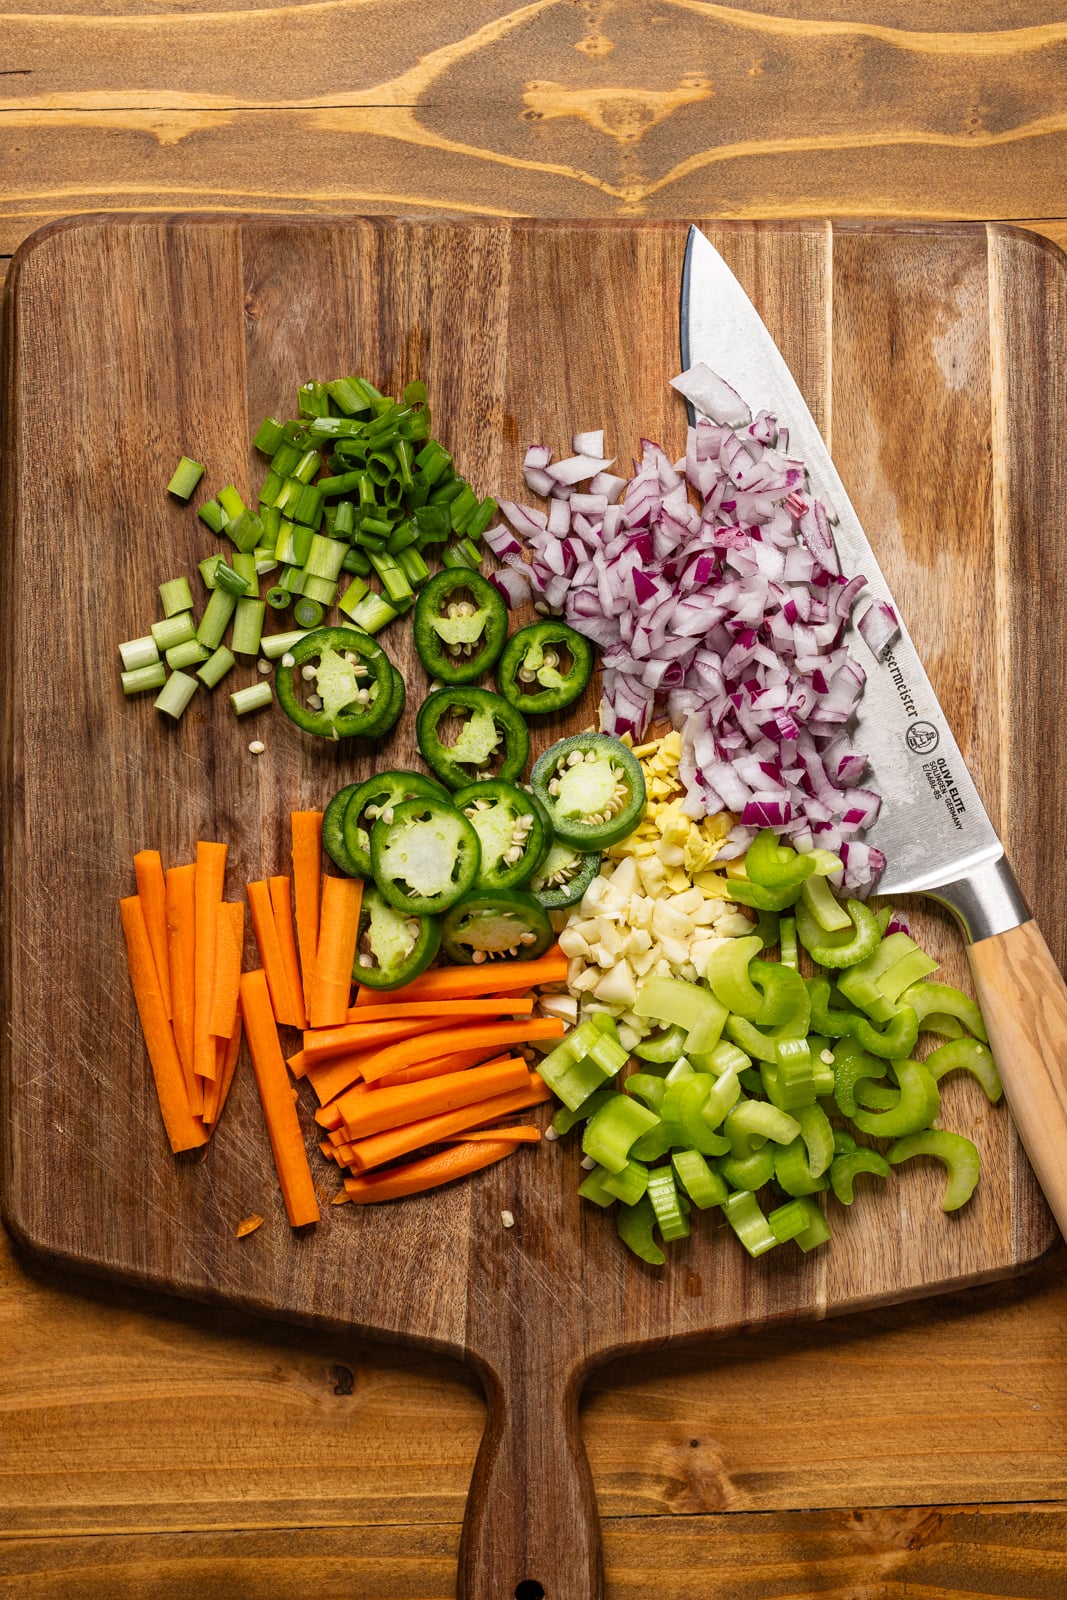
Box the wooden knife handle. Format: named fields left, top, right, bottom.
left=968, top=919, right=1067, bottom=1238
left=456, top=1354, right=602, bottom=1600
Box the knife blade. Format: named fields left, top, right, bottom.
left=680, top=223, right=1067, bottom=1236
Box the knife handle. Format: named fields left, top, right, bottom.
left=456, top=1353, right=602, bottom=1600
left=968, top=919, right=1067, bottom=1239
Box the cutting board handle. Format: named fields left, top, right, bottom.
left=968, top=919, right=1067, bottom=1239
left=456, top=1352, right=602, bottom=1600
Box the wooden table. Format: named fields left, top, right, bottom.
left=3, top=5, right=1067, bottom=1595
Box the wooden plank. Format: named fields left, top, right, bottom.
left=5, top=1504, right=1067, bottom=1599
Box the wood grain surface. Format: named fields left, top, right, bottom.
left=3, top=213, right=1066, bottom=1593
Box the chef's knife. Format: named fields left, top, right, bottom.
left=679, top=224, right=1067, bottom=1237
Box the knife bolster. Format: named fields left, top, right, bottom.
left=926, top=855, right=1030, bottom=944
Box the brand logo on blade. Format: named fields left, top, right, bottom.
left=906, top=721, right=939, bottom=755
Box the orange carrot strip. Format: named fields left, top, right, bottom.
left=346, top=1077, right=550, bottom=1172
left=319, top=1139, right=338, bottom=1162
left=356, top=1018, right=564, bottom=1086
left=287, top=1049, right=307, bottom=1079
left=303, top=1050, right=368, bottom=1106
left=336, top=1059, right=532, bottom=1140
left=343, top=997, right=535, bottom=1026
left=240, top=968, right=319, bottom=1227
left=443, top=1125, right=542, bottom=1144
left=352, top=948, right=567, bottom=1007
left=270, top=875, right=308, bottom=1031
left=303, top=1016, right=458, bottom=1067
left=342, top=1139, right=517, bottom=1203
left=247, top=879, right=296, bottom=1028
left=377, top=1045, right=519, bottom=1088
left=204, top=1014, right=242, bottom=1127
left=120, top=896, right=208, bottom=1153
left=193, top=842, right=228, bottom=1081
left=165, top=864, right=200, bottom=1115
left=291, top=811, right=323, bottom=1013
left=134, top=849, right=172, bottom=1018
left=309, top=876, right=364, bottom=1028
left=207, top=900, right=245, bottom=1040
left=315, top=1102, right=345, bottom=1131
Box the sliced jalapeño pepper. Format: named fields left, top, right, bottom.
left=496, top=621, right=595, bottom=716
left=369, top=795, right=481, bottom=916
left=440, top=888, right=554, bottom=964
left=528, top=840, right=599, bottom=910
left=454, top=779, right=551, bottom=892
left=353, top=882, right=442, bottom=990
left=322, top=782, right=364, bottom=877
left=416, top=686, right=530, bottom=790
left=275, top=627, right=394, bottom=740
left=413, top=568, right=508, bottom=684
left=341, top=770, right=449, bottom=879
left=530, top=733, right=646, bottom=849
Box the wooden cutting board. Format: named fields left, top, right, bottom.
left=2, top=216, right=1064, bottom=1599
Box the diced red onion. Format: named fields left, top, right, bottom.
left=857, top=599, right=900, bottom=657
left=544, top=454, right=613, bottom=486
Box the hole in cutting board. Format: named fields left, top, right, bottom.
left=515, top=1583, right=545, bottom=1600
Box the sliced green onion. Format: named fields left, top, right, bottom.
left=158, top=576, right=194, bottom=617
left=271, top=442, right=302, bottom=479
left=300, top=574, right=337, bottom=606
left=275, top=522, right=313, bottom=567
left=293, top=449, right=322, bottom=486
left=197, top=499, right=226, bottom=535
left=337, top=576, right=370, bottom=618
left=231, top=597, right=266, bottom=657
left=232, top=551, right=259, bottom=596
left=347, top=591, right=398, bottom=634
left=304, top=535, right=347, bottom=582
left=215, top=561, right=251, bottom=597
left=226, top=509, right=263, bottom=554
left=119, top=635, right=160, bottom=672
left=121, top=662, right=167, bottom=695
left=165, top=639, right=210, bottom=671
left=253, top=417, right=285, bottom=455
left=259, top=629, right=310, bottom=661
left=198, top=554, right=223, bottom=591
left=278, top=564, right=306, bottom=596
left=258, top=470, right=284, bottom=508
left=151, top=612, right=197, bottom=652
left=196, top=588, right=238, bottom=650
left=230, top=682, right=273, bottom=717
left=217, top=484, right=246, bottom=521
left=154, top=669, right=198, bottom=721
left=292, top=597, right=325, bottom=629
left=167, top=456, right=204, bottom=500
left=292, top=483, right=324, bottom=528
left=197, top=645, right=236, bottom=689
left=266, top=585, right=291, bottom=611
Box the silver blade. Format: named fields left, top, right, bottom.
left=680, top=224, right=1001, bottom=898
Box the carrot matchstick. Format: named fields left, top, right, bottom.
left=354, top=1017, right=564, bottom=1085
left=193, top=841, right=228, bottom=1081
left=351, top=948, right=567, bottom=1007
left=290, top=811, right=323, bottom=1012
left=345, top=1077, right=550, bottom=1172
left=208, top=900, right=245, bottom=1041
left=247, top=879, right=295, bottom=1028
left=341, top=1139, right=518, bottom=1203
left=240, top=968, right=319, bottom=1227
left=308, top=875, right=363, bottom=1028
left=120, top=895, right=208, bottom=1152
left=134, top=849, right=172, bottom=1017
left=165, top=863, right=199, bottom=1114
left=270, top=875, right=307, bottom=1030
left=335, top=1058, right=533, bottom=1140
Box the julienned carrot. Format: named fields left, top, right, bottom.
left=302, top=1015, right=470, bottom=1068
left=120, top=896, right=208, bottom=1153
left=247, top=879, right=296, bottom=1030
left=443, top=1125, right=542, bottom=1144
left=345, top=1076, right=550, bottom=1172
left=290, top=811, right=323, bottom=1013
left=240, top=968, right=319, bottom=1227
left=193, top=841, right=228, bottom=1081
left=207, top=900, right=245, bottom=1041
left=341, top=1139, right=517, bottom=1203
left=165, top=863, right=199, bottom=1114
left=134, top=849, right=172, bottom=1018
left=303, top=1050, right=368, bottom=1107
left=351, top=948, right=567, bottom=1007
left=341, top=997, right=536, bottom=1027
left=270, top=875, right=307, bottom=1031
left=336, top=1058, right=533, bottom=1140
left=203, top=1013, right=242, bottom=1125
left=309, top=876, right=363, bottom=1028
left=355, top=1018, right=564, bottom=1086
left=377, top=1045, right=520, bottom=1088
